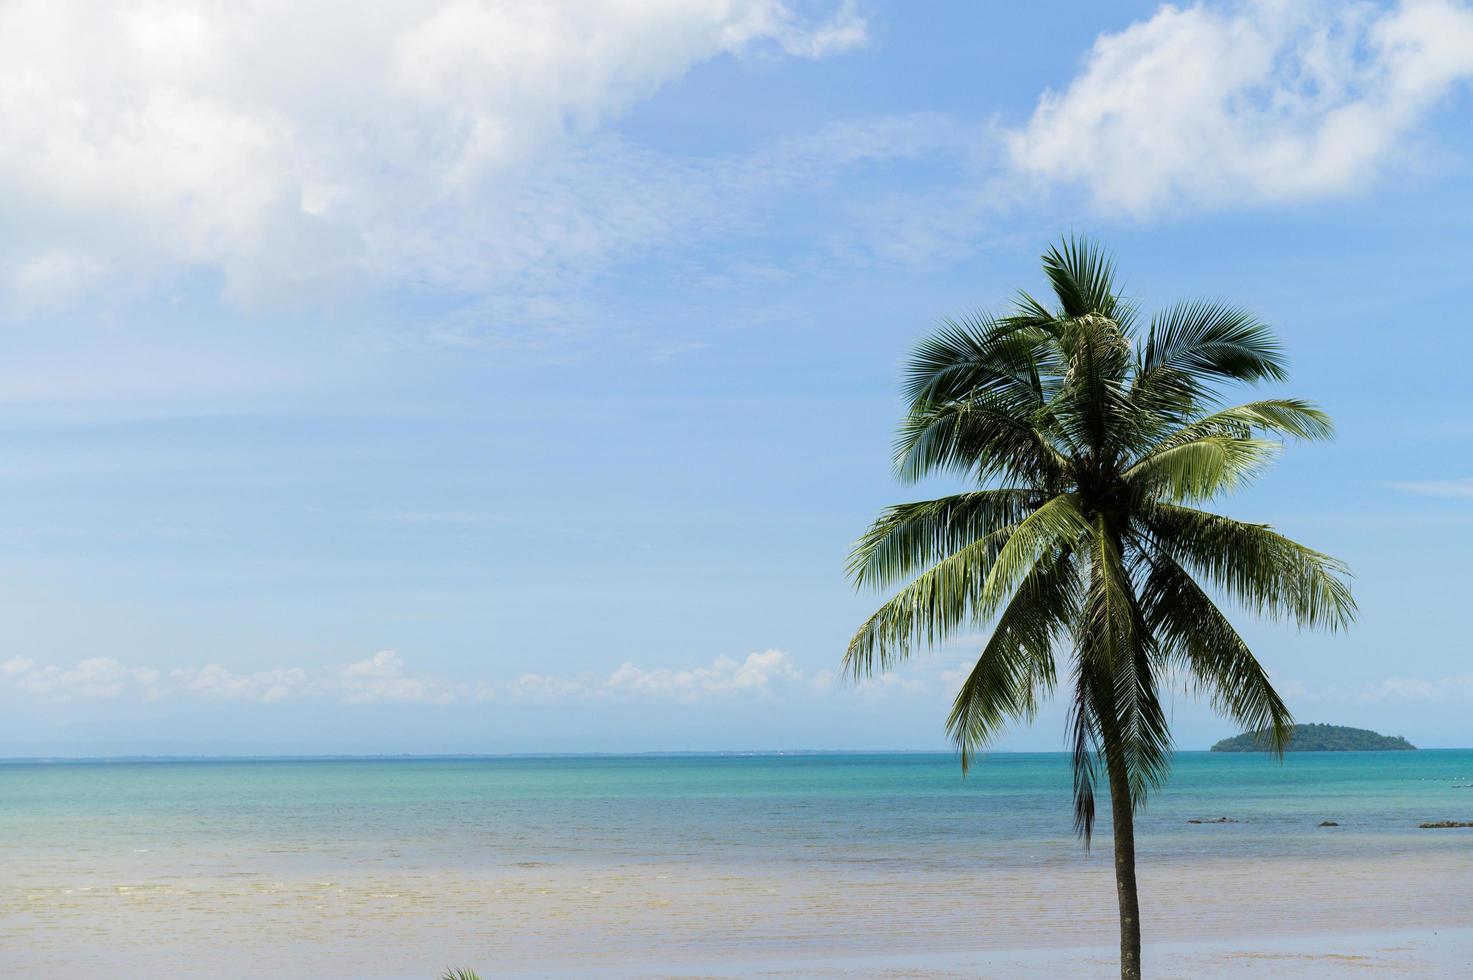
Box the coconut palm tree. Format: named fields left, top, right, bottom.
left=845, top=238, right=1354, bottom=979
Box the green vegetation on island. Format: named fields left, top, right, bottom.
left=1211, top=723, right=1414, bottom=752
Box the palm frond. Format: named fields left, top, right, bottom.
left=1067, top=670, right=1100, bottom=845
left=892, top=398, right=1065, bottom=486
left=848, top=490, right=1041, bottom=590
left=1042, top=236, right=1120, bottom=319
left=1083, top=517, right=1172, bottom=806
left=1132, top=398, right=1333, bottom=459
left=844, top=526, right=1016, bottom=677
left=1008, top=289, right=1062, bottom=331
left=1142, top=503, right=1356, bottom=631
left=1124, top=435, right=1280, bottom=502
left=976, top=494, right=1090, bottom=622
left=1170, top=398, right=1333, bottom=443
left=947, top=545, right=1079, bottom=769
left=1137, top=300, right=1286, bottom=394
left=846, top=493, right=1089, bottom=677
left=902, top=314, right=1049, bottom=408
left=1138, top=545, right=1293, bottom=753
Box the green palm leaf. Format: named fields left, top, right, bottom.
left=1124, top=435, right=1280, bottom=501
left=1138, top=545, right=1293, bottom=752
left=1138, top=300, right=1286, bottom=388
left=948, top=544, right=1078, bottom=769
left=1141, top=503, right=1355, bottom=631
left=847, top=489, right=1041, bottom=590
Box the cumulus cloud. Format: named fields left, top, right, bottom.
left=503, top=671, right=594, bottom=701
left=500, top=650, right=817, bottom=702
left=605, top=648, right=803, bottom=701
left=184, top=663, right=313, bottom=703
left=1, top=656, right=305, bottom=703
left=10, top=656, right=156, bottom=700
left=339, top=650, right=461, bottom=705
left=0, top=0, right=865, bottom=310
left=0, top=646, right=948, bottom=706
left=1006, top=0, right=1473, bottom=214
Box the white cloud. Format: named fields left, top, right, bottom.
left=0, top=0, right=865, bottom=310
left=2, top=656, right=34, bottom=676
left=11, top=656, right=149, bottom=700
left=6, top=0, right=1473, bottom=320
left=183, top=663, right=313, bottom=703
left=0, top=647, right=946, bottom=707
left=605, top=648, right=804, bottom=701
left=503, top=671, right=594, bottom=701
left=1006, top=0, right=1473, bottom=214
left=2, top=655, right=310, bottom=703
left=339, top=650, right=459, bottom=705
left=1357, top=674, right=1473, bottom=702
left=853, top=670, right=927, bottom=697
left=1250, top=674, right=1473, bottom=705
left=1389, top=477, right=1473, bottom=498
left=780, top=0, right=867, bottom=57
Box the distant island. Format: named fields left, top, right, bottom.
left=1211, top=723, right=1416, bottom=752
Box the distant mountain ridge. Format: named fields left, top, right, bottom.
left=1211, top=723, right=1416, bottom=752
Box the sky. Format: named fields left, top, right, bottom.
left=0, top=0, right=1471, bottom=756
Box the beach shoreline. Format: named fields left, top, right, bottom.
left=5, top=754, right=1471, bottom=977
left=619, top=928, right=1473, bottom=979
left=6, top=852, right=1471, bottom=977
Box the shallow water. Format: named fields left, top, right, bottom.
left=2, top=751, right=1471, bottom=977
left=4, top=750, right=1470, bottom=866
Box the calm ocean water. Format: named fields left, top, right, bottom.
left=3, top=750, right=1470, bottom=869
left=4, top=751, right=1473, bottom=977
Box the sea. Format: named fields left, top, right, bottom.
left=3, top=751, right=1472, bottom=977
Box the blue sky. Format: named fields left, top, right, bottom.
left=0, top=0, right=1471, bottom=756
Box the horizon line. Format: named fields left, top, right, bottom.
left=4, top=746, right=1469, bottom=764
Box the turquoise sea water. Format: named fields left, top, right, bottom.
left=4, top=751, right=1473, bottom=977
left=3, top=750, right=1471, bottom=870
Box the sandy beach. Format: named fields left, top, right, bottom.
left=6, top=847, right=1472, bottom=976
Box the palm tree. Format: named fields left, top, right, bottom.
left=845, top=238, right=1354, bottom=979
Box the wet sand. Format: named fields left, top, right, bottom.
left=5, top=847, right=1471, bottom=977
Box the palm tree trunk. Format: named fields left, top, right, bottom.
left=1104, top=743, right=1143, bottom=979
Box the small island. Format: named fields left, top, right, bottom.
left=1211, top=723, right=1416, bottom=752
